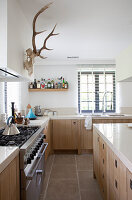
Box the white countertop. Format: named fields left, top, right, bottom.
left=93, top=123, right=132, bottom=173
left=0, top=146, right=19, bottom=173
left=28, top=116, right=50, bottom=128
left=51, top=114, right=132, bottom=120
left=51, top=115, right=86, bottom=119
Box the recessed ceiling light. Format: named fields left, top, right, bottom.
left=67, top=56, right=79, bottom=59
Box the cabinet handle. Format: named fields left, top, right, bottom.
left=103, top=143, right=104, bottom=149
left=115, top=159, right=117, bottom=168
left=103, top=158, right=104, bottom=164
left=130, top=179, right=132, bottom=190
left=115, top=180, right=118, bottom=189
left=102, top=174, right=104, bottom=179
left=98, top=137, right=99, bottom=142
left=73, top=121, right=76, bottom=125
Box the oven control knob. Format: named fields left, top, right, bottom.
left=35, top=146, right=39, bottom=151
left=27, top=157, right=31, bottom=164
left=37, top=144, right=40, bottom=149
left=43, top=135, right=46, bottom=139
left=30, top=153, right=34, bottom=160
left=38, top=142, right=41, bottom=147
left=32, top=150, right=36, bottom=156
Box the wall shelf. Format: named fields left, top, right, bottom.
left=29, top=88, right=68, bottom=92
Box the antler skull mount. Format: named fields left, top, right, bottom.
left=24, top=2, right=59, bottom=75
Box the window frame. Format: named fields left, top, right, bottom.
left=78, top=70, right=116, bottom=114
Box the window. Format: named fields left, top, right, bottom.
left=4, top=82, right=21, bottom=116
left=78, top=68, right=116, bottom=113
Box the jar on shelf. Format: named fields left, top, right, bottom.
left=37, top=81, right=41, bottom=89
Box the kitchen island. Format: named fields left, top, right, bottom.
left=93, top=123, right=132, bottom=200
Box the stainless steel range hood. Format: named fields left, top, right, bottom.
left=0, top=67, right=29, bottom=82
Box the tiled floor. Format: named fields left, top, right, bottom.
left=40, top=153, right=102, bottom=200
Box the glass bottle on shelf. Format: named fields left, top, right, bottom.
left=29, top=82, right=33, bottom=89
left=41, top=78, right=45, bottom=89
left=65, top=81, right=68, bottom=89
left=51, top=79, right=54, bottom=89
left=45, top=80, right=48, bottom=89
left=33, top=79, right=37, bottom=89
left=37, top=80, right=41, bottom=89
left=47, top=79, right=51, bottom=89
left=62, top=78, right=65, bottom=88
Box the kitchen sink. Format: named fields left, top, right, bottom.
left=107, top=114, right=125, bottom=117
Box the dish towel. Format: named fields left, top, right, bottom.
left=85, top=116, right=92, bottom=130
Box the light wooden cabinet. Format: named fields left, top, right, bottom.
left=44, top=120, right=51, bottom=160
left=93, top=130, right=127, bottom=200
left=0, top=155, right=20, bottom=200
left=53, top=119, right=80, bottom=151
left=93, top=130, right=100, bottom=183
left=127, top=169, right=132, bottom=200
left=80, top=119, right=93, bottom=150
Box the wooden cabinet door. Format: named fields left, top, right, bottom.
left=127, top=169, right=132, bottom=200
left=0, top=164, right=10, bottom=200
left=0, top=156, right=19, bottom=200
left=107, top=146, right=114, bottom=200
left=93, top=130, right=100, bottom=182
left=53, top=119, right=78, bottom=149
left=81, top=119, right=93, bottom=150
left=44, top=121, right=51, bottom=160
left=71, top=120, right=78, bottom=149
left=119, top=161, right=127, bottom=200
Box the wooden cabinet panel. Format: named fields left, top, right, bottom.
left=93, top=130, right=100, bottom=184
left=119, top=161, right=127, bottom=200
left=53, top=119, right=79, bottom=150
left=71, top=120, right=78, bottom=149
left=109, top=183, right=116, bottom=200
left=0, top=164, right=10, bottom=200
left=44, top=121, right=51, bottom=160
left=113, top=154, right=120, bottom=198
left=80, top=120, right=93, bottom=150
left=127, top=169, right=132, bottom=200
left=0, top=155, right=19, bottom=200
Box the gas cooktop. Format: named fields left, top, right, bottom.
left=0, top=126, right=39, bottom=147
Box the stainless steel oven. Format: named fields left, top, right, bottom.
left=20, top=126, right=48, bottom=200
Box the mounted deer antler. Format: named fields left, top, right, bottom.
left=24, top=2, right=59, bottom=75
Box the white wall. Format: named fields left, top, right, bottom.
left=29, top=65, right=78, bottom=108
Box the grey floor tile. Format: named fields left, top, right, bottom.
left=76, top=154, right=93, bottom=171
left=78, top=171, right=99, bottom=190
left=81, top=190, right=102, bottom=200
left=45, top=179, right=80, bottom=200
left=54, top=154, right=76, bottom=165
left=50, top=164, right=77, bottom=179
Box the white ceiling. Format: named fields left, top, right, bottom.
left=18, top=0, right=132, bottom=62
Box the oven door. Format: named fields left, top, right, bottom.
left=24, top=143, right=48, bottom=200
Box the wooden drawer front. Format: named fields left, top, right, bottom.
left=127, top=169, right=132, bottom=200
left=99, top=137, right=106, bottom=157
left=99, top=154, right=106, bottom=171
left=113, top=154, right=119, bottom=180
left=109, top=183, right=116, bottom=200
left=109, top=147, right=114, bottom=186
left=100, top=173, right=107, bottom=200
left=113, top=155, right=120, bottom=198
left=119, top=161, right=127, bottom=200
left=99, top=161, right=107, bottom=199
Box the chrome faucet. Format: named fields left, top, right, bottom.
left=102, top=91, right=110, bottom=114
